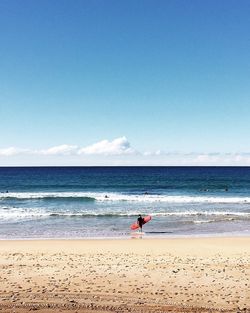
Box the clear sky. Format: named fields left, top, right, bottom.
left=0, top=0, right=250, bottom=165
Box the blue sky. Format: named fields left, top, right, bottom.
left=0, top=0, right=250, bottom=165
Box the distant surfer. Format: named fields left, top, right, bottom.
left=137, top=214, right=144, bottom=232
left=104, top=195, right=109, bottom=199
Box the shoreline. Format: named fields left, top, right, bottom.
left=0, top=231, right=249, bottom=241
left=0, top=237, right=249, bottom=312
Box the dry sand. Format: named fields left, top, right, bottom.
left=0, top=237, right=249, bottom=313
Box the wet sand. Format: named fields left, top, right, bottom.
left=0, top=237, right=249, bottom=313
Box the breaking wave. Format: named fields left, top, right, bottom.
left=2, top=192, right=250, bottom=204
left=0, top=206, right=249, bottom=222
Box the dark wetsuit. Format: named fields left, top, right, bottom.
left=137, top=216, right=144, bottom=229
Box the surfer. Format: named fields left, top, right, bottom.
left=137, top=214, right=144, bottom=232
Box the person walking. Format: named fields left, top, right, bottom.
left=137, top=214, right=144, bottom=232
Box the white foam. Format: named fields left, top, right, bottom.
left=0, top=206, right=249, bottom=222
left=1, top=191, right=250, bottom=204
left=149, top=211, right=250, bottom=216
left=0, top=207, right=50, bottom=221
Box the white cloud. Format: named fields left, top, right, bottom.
left=0, top=147, right=30, bottom=156
left=1, top=138, right=250, bottom=166
left=194, top=154, right=221, bottom=164
left=40, top=144, right=78, bottom=156
left=188, top=153, right=250, bottom=165
left=141, top=151, right=250, bottom=165
left=78, top=137, right=136, bottom=155
left=143, top=150, right=165, bottom=156
left=0, top=137, right=136, bottom=159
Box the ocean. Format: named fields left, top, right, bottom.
left=0, top=166, right=249, bottom=239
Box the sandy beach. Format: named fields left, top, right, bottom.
left=0, top=237, right=249, bottom=313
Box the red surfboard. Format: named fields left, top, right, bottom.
left=130, top=215, right=152, bottom=230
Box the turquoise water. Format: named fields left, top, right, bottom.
left=0, top=166, right=249, bottom=238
